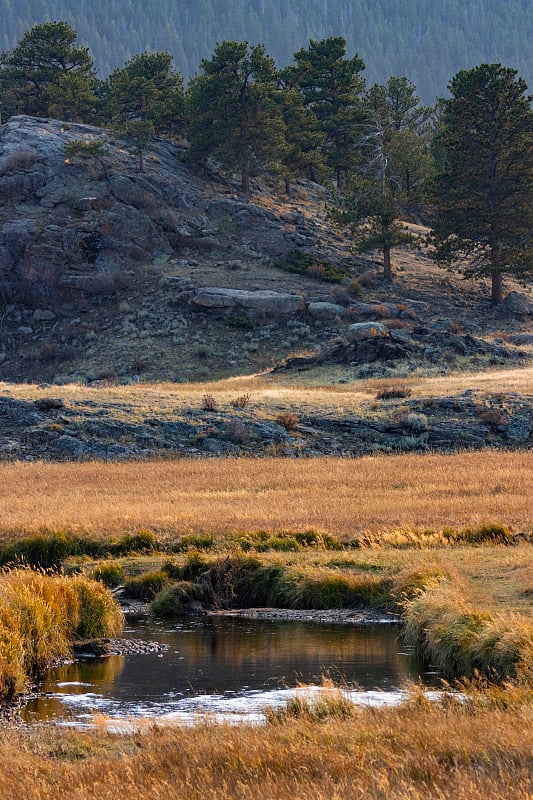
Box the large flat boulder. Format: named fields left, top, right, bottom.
left=192, top=287, right=305, bottom=315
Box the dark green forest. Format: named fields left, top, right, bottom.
left=0, top=0, right=531, bottom=101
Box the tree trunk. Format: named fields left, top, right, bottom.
left=382, top=219, right=393, bottom=281
left=491, top=271, right=503, bottom=304
left=383, top=244, right=392, bottom=281
left=241, top=142, right=250, bottom=196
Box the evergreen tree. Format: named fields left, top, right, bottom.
left=282, top=37, right=365, bottom=187
left=431, top=63, right=533, bottom=303
left=119, top=118, right=156, bottom=172
left=277, top=85, right=327, bottom=195
left=187, top=40, right=285, bottom=195
left=332, top=77, right=432, bottom=280
left=99, top=51, right=185, bottom=133
left=0, top=21, right=97, bottom=119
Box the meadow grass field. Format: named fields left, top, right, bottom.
left=1, top=450, right=531, bottom=541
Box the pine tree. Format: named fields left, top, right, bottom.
left=332, top=77, right=432, bottom=280
left=99, top=51, right=185, bottom=133
left=431, top=63, right=533, bottom=303
left=282, top=37, right=365, bottom=187
left=0, top=21, right=97, bottom=120
left=187, top=40, right=285, bottom=195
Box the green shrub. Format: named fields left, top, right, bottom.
left=273, top=249, right=350, bottom=282
left=65, top=140, right=107, bottom=159
left=150, top=581, right=207, bottom=619
left=114, top=530, right=159, bottom=554
left=124, top=571, right=169, bottom=601
left=172, top=534, right=215, bottom=552
left=91, top=562, right=124, bottom=587
left=226, top=311, right=254, bottom=330
left=443, top=523, right=513, bottom=545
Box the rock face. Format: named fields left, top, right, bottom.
left=0, top=116, right=298, bottom=309
left=347, top=322, right=389, bottom=341
left=192, top=287, right=305, bottom=315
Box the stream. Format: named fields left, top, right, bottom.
left=21, top=616, right=438, bottom=726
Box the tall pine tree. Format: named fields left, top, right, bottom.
left=0, top=21, right=97, bottom=120
left=282, top=37, right=365, bottom=187
left=431, top=64, right=533, bottom=303
left=332, top=77, right=432, bottom=280
left=187, top=41, right=285, bottom=195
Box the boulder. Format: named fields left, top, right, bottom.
left=192, top=287, right=305, bottom=315
left=32, top=308, right=56, bottom=322
left=307, top=301, right=346, bottom=319
left=508, top=333, right=533, bottom=345
left=347, top=322, right=389, bottom=341
left=500, top=291, right=533, bottom=315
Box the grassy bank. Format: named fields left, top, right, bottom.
left=0, top=571, right=123, bottom=701
left=0, top=450, right=531, bottom=541
left=1, top=687, right=533, bottom=799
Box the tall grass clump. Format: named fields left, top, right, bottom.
left=123, top=571, right=169, bottom=601
left=403, top=583, right=533, bottom=682
left=0, top=571, right=123, bottom=700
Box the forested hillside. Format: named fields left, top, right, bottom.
left=0, top=0, right=531, bottom=101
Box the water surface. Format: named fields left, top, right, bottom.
left=22, top=616, right=432, bottom=725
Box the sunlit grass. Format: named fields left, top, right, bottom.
left=2, top=450, right=531, bottom=541
left=1, top=688, right=533, bottom=799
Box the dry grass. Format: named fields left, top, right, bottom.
left=1, top=450, right=531, bottom=542
left=1, top=690, right=533, bottom=799
left=0, top=571, right=123, bottom=700
left=2, top=362, right=531, bottom=413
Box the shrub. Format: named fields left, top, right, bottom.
left=0, top=532, right=74, bottom=570
left=163, top=550, right=208, bottom=581
left=172, top=534, right=215, bottom=552
left=34, top=397, right=64, bottom=411
left=202, top=394, right=217, bottom=411
left=0, top=149, right=40, bottom=174
left=444, top=523, right=514, bottom=545
left=226, top=311, right=254, bottom=330
left=273, top=249, right=350, bottom=282
left=115, top=530, right=158, bottom=554
left=276, top=412, right=299, bottom=431
left=477, top=408, right=508, bottom=427
left=376, top=385, right=412, bottom=400
left=223, top=419, right=252, bottom=445
left=91, top=562, right=124, bottom=587
left=231, top=393, right=251, bottom=409
left=404, top=412, right=429, bottom=431
left=150, top=581, right=207, bottom=618
left=64, top=140, right=107, bottom=160
left=124, top=571, right=169, bottom=601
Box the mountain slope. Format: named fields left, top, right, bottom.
left=1, top=1, right=532, bottom=102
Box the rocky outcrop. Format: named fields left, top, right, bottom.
left=0, top=116, right=300, bottom=309
left=1, top=386, right=531, bottom=462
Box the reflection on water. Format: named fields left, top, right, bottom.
left=22, top=616, right=432, bottom=724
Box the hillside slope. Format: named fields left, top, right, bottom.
left=0, top=114, right=532, bottom=391
left=1, top=1, right=532, bottom=101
